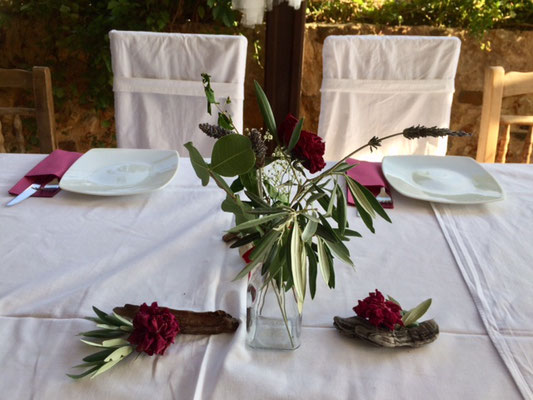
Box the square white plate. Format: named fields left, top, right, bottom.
left=382, top=155, right=504, bottom=204
left=60, top=148, right=179, bottom=196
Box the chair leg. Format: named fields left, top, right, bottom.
left=0, top=119, right=5, bottom=153
left=521, top=126, right=533, bottom=164
left=495, top=124, right=511, bottom=163
left=14, top=114, right=25, bottom=153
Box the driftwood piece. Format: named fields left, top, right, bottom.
left=333, top=316, right=439, bottom=348
left=114, top=304, right=240, bottom=335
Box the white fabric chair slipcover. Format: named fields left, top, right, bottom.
left=318, top=35, right=461, bottom=161
left=110, top=30, right=247, bottom=156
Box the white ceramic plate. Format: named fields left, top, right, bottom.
left=60, top=148, right=179, bottom=196
left=382, top=155, right=504, bottom=204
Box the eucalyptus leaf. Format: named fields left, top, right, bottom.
left=184, top=142, right=210, bottom=186
left=254, top=80, right=278, bottom=143
left=402, top=298, right=432, bottom=327
left=230, top=177, right=244, bottom=193
left=211, top=134, right=255, bottom=177
left=240, top=169, right=259, bottom=196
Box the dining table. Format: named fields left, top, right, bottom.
left=0, top=153, right=531, bottom=400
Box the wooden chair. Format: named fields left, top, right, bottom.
left=476, top=66, right=533, bottom=163
left=0, top=67, right=56, bottom=153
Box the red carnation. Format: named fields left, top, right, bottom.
left=353, top=289, right=404, bottom=331
left=128, top=302, right=180, bottom=355
left=278, top=114, right=326, bottom=173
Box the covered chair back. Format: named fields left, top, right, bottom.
left=318, top=35, right=461, bottom=161
left=110, top=30, right=247, bottom=156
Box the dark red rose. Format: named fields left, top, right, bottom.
left=127, top=302, right=180, bottom=355
left=353, top=289, right=404, bottom=331
left=278, top=114, right=326, bottom=173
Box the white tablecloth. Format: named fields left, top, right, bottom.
left=0, top=155, right=529, bottom=399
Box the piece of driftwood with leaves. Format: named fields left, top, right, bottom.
left=333, top=316, right=439, bottom=348
left=114, top=304, right=240, bottom=335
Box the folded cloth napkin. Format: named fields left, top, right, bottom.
left=346, top=159, right=393, bottom=209
left=9, top=149, right=82, bottom=198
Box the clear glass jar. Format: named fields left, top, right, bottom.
left=245, top=265, right=302, bottom=350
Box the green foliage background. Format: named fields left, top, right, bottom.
left=0, top=0, right=531, bottom=113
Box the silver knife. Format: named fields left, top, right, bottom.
left=6, top=182, right=60, bottom=207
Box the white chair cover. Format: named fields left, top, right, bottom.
left=110, top=30, right=247, bottom=157
left=318, top=35, right=461, bottom=161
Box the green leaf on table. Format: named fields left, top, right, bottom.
left=79, top=329, right=125, bottom=339
left=211, top=134, right=255, bottom=177
left=402, top=298, right=432, bottom=327
left=254, top=80, right=278, bottom=144
left=82, top=348, right=115, bottom=363
left=102, top=338, right=129, bottom=347
left=67, top=365, right=101, bottom=380
left=112, top=312, right=133, bottom=327
left=184, top=142, right=210, bottom=186
left=90, top=358, right=123, bottom=379
left=287, top=117, right=304, bottom=152
left=104, top=345, right=133, bottom=362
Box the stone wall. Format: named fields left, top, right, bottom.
left=1, top=21, right=532, bottom=160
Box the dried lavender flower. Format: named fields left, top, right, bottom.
left=250, top=128, right=267, bottom=168
left=402, top=125, right=470, bottom=140
left=198, top=123, right=233, bottom=139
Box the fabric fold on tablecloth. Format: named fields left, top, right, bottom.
left=432, top=166, right=533, bottom=400
left=346, top=159, right=393, bottom=209
left=8, top=149, right=82, bottom=197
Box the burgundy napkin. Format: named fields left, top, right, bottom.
left=346, top=158, right=393, bottom=209
left=9, top=149, right=82, bottom=198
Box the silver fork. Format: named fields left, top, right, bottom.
left=376, top=187, right=392, bottom=205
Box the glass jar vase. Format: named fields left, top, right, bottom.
left=245, top=265, right=302, bottom=350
